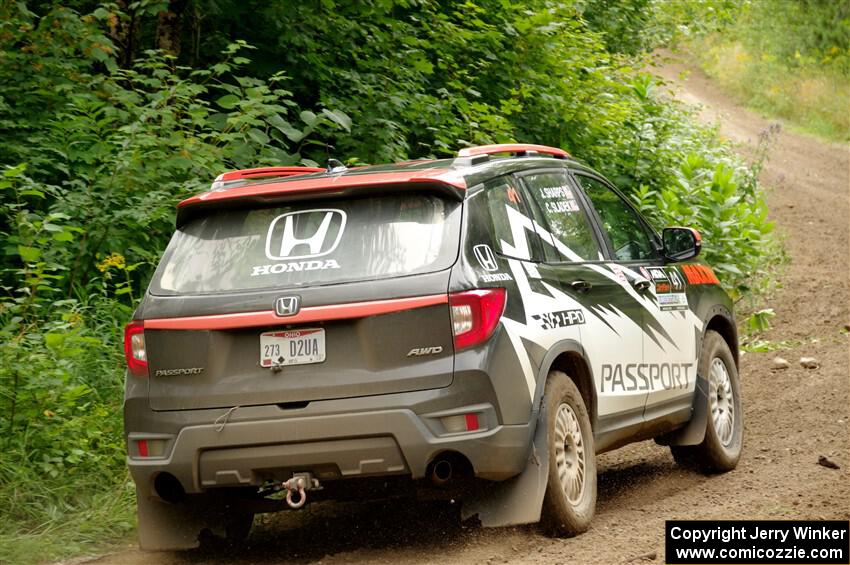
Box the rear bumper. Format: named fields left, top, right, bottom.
left=126, top=383, right=533, bottom=495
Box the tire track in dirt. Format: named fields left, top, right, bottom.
left=82, top=52, right=850, bottom=565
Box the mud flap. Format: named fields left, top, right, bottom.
left=136, top=488, right=223, bottom=550
left=461, top=404, right=549, bottom=527
left=656, top=372, right=709, bottom=447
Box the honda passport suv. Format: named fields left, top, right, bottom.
left=124, top=144, right=743, bottom=549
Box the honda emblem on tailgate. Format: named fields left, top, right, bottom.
left=275, top=296, right=301, bottom=317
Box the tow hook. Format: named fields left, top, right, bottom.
left=282, top=472, right=321, bottom=509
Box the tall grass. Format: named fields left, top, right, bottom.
left=671, top=0, right=850, bottom=143
left=0, top=464, right=135, bottom=564
left=690, top=35, right=850, bottom=142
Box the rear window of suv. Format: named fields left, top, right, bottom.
left=152, top=194, right=461, bottom=294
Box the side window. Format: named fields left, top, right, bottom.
left=523, top=171, right=601, bottom=261
left=575, top=175, right=658, bottom=262
left=483, top=177, right=540, bottom=261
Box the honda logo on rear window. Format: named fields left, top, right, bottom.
left=265, top=209, right=347, bottom=261
left=275, top=296, right=301, bottom=317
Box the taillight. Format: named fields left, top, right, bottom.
left=441, top=412, right=481, bottom=433
left=449, top=288, right=506, bottom=350
left=124, top=321, right=148, bottom=377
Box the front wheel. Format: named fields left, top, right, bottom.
left=540, top=371, right=596, bottom=537
left=671, top=330, right=743, bottom=472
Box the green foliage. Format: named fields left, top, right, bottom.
left=732, top=0, right=850, bottom=75
left=0, top=5, right=348, bottom=562
left=629, top=100, right=777, bottom=296
left=746, top=308, right=776, bottom=334
left=0, top=163, right=132, bottom=563
left=577, top=0, right=738, bottom=54
left=738, top=307, right=778, bottom=353
left=576, top=0, right=660, bottom=55
left=667, top=0, right=850, bottom=141
left=0, top=1, right=776, bottom=561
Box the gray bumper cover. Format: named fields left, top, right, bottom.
left=128, top=403, right=532, bottom=495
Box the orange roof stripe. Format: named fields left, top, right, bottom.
left=457, top=143, right=569, bottom=158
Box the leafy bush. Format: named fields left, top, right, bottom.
left=0, top=5, right=348, bottom=562
left=0, top=165, right=134, bottom=563
left=622, top=87, right=777, bottom=294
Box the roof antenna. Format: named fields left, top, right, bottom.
left=326, top=158, right=347, bottom=174
left=324, top=143, right=347, bottom=173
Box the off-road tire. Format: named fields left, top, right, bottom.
left=671, top=330, right=743, bottom=473
left=540, top=371, right=596, bottom=537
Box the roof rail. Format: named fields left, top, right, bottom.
left=457, top=143, right=570, bottom=159
left=211, top=166, right=325, bottom=190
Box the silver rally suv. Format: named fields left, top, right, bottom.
left=125, top=144, right=743, bottom=549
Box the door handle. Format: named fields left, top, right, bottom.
left=632, top=277, right=651, bottom=292
left=571, top=280, right=593, bottom=293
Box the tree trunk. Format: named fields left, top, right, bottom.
left=108, top=0, right=138, bottom=67
left=156, top=0, right=188, bottom=57
left=189, top=2, right=204, bottom=67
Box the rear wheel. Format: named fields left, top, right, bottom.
left=540, top=371, right=596, bottom=536
left=671, top=330, right=743, bottom=472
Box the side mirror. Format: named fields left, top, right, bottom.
left=662, top=227, right=701, bottom=262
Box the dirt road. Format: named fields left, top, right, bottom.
left=82, top=53, right=849, bottom=565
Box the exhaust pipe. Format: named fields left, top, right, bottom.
left=430, top=458, right=453, bottom=486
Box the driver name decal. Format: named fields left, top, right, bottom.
left=538, top=183, right=581, bottom=214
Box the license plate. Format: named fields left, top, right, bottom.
left=260, top=329, right=326, bottom=368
